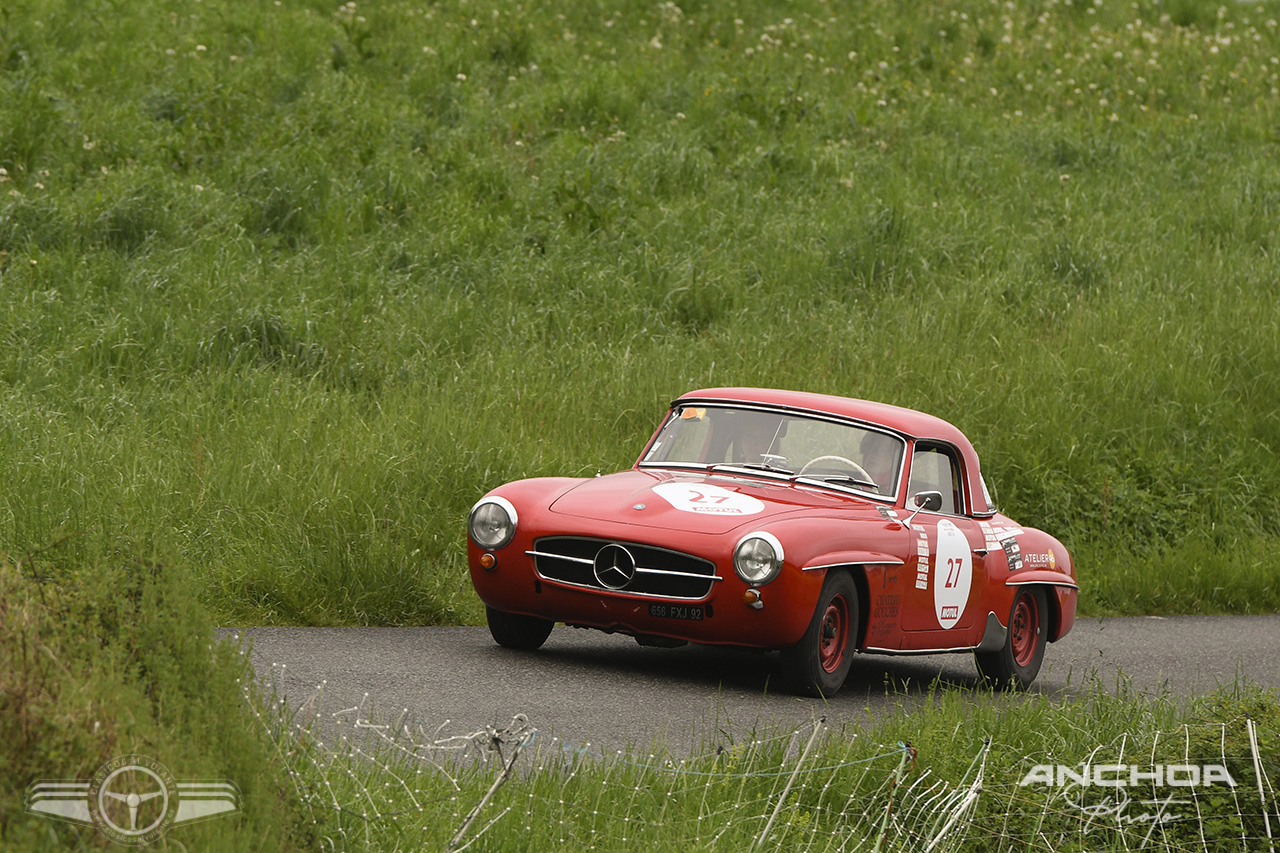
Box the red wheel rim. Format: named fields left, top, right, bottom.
left=1010, top=594, right=1039, bottom=668
left=818, top=594, right=849, bottom=673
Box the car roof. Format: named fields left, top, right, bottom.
left=675, top=388, right=965, bottom=442
left=673, top=387, right=992, bottom=514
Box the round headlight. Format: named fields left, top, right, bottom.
left=733, top=532, right=784, bottom=585
left=468, top=497, right=518, bottom=550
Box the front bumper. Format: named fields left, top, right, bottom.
left=468, top=532, right=823, bottom=650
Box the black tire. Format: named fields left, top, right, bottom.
left=780, top=571, right=859, bottom=697
left=975, top=586, right=1048, bottom=689
left=485, top=606, right=554, bottom=651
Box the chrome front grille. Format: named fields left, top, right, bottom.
left=528, top=536, right=720, bottom=600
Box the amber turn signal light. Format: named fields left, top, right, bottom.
left=479, top=553, right=497, bottom=570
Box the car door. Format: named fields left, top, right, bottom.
left=898, top=442, right=993, bottom=642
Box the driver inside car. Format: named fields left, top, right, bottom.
left=733, top=414, right=785, bottom=466
left=858, top=430, right=901, bottom=496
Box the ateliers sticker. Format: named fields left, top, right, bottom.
left=652, top=483, right=765, bottom=516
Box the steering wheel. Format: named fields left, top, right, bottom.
left=799, top=455, right=874, bottom=482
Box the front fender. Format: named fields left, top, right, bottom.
left=755, top=516, right=909, bottom=648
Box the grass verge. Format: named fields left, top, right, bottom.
left=0, top=538, right=313, bottom=850
left=269, top=672, right=1280, bottom=851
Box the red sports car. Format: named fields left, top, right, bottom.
left=467, top=388, right=1077, bottom=696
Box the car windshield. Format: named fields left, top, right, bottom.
left=640, top=404, right=906, bottom=498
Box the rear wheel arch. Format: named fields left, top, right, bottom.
left=1007, top=582, right=1065, bottom=642
left=1042, top=586, right=1064, bottom=642
left=975, top=584, right=1048, bottom=689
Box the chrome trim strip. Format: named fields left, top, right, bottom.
left=863, top=644, right=977, bottom=656
left=802, top=559, right=904, bottom=572
left=637, top=461, right=714, bottom=471
left=635, top=567, right=724, bottom=581
left=1006, top=578, right=1079, bottom=589
left=526, top=550, right=594, bottom=565
left=527, top=551, right=721, bottom=581
left=534, top=575, right=714, bottom=602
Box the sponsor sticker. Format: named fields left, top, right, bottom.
left=1024, top=551, right=1055, bottom=570
left=914, top=529, right=931, bottom=590
left=1002, top=537, right=1023, bottom=572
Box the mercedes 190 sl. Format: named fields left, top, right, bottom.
left=467, top=387, right=1077, bottom=696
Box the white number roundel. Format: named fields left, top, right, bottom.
left=652, top=483, right=765, bottom=516
left=933, top=519, right=972, bottom=630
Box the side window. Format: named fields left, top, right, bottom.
left=908, top=445, right=964, bottom=515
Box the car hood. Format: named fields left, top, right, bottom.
left=548, top=468, right=870, bottom=534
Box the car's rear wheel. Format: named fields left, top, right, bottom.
left=781, top=571, right=858, bottom=697
left=974, top=586, right=1047, bottom=689
left=486, top=606, right=554, bottom=650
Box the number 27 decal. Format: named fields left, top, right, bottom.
left=652, top=483, right=766, bottom=516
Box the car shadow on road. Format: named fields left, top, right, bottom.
left=490, top=630, right=1017, bottom=703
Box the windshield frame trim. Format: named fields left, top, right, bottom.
left=638, top=402, right=909, bottom=498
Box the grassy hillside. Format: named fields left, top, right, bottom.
left=2, top=0, right=1279, bottom=625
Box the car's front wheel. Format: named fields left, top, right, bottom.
left=974, top=586, right=1047, bottom=689
left=780, top=571, right=858, bottom=697
left=486, top=606, right=554, bottom=651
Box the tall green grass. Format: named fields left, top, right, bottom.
left=3, top=0, right=1280, bottom=624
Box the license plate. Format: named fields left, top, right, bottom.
left=649, top=604, right=703, bottom=621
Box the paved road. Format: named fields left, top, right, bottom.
left=229, top=616, right=1280, bottom=756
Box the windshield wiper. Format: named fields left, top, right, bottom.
left=805, top=474, right=879, bottom=490
left=712, top=462, right=795, bottom=477
left=742, top=462, right=795, bottom=474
